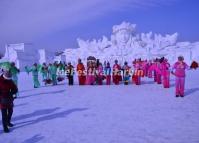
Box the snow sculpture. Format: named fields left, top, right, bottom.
left=110, top=22, right=136, bottom=64
left=4, top=43, right=25, bottom=68
left=38, top=49, right=46, bottom=64
left=3, top=22, right=196, bottom=67
left=3, top=43, right=42, bottom=69
left=60, top=22, right=198, bottom=64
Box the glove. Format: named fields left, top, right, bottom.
left=13, top=94, right=17, bottom=99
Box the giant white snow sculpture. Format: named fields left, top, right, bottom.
left=64, top=22, right=198, bottom=65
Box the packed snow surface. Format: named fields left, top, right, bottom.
left=0, top=70, right=199, bottom=143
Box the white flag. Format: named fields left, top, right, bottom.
left=7, top=43, right=25, bottom=51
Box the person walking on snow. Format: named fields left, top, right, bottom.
left=122, top=61, right=131, bottom=85
left=104, top=62, right=111, bottom=85
left=155, top=59, right=162, bottom=84
left=172, top=56, right=190, bottom=97
left=152, top=59, right=158, bottom=82
left=41, top=63, right=48, bottom=82
left=132, top=59, right=143, bottom=85
left=112, top=60, right=122, bottom=85
left=76, top=59, right=86, bottom=85
left=0, top=69, right=18, bottom=133
left=48, top=62, right=58, bottom=85
left=147, top=60, right=153, bottom=78
left=96, top=62, right=104, bottom=85
left=66, top=62, right=74, bottom=85
left=86, top=62, right=96, bottom=85
left=57, top=61, right=65, bottom=82
left=160, top=58, right=170, bottom=88
left=25, top=63, right=40, bottom=88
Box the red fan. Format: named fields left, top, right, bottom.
left=134, top=70, right=144, bottom=77
left=190, top=61, right=198, bottom=69
left=57, top=77, right=65, bottom=82
left=102, top=75, right=106, bottom=80
left=45, top=79, right=52, bottom=84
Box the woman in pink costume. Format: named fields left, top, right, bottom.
left=132, top=59, right=142, bottom=85
left=172, top=56, right=189, bottom=97
left=155, top=59, right=162, bottom=84
left=86, top=62, right=96, bottom=85
left=96, top=63, right=103, bottom=85
left=147, top=60, right=153, bottom=78
left=142, top=60, right=149, bottom=77
left=160, top=58, right=170, bottom=88
left=152, top=59, right=158, bottom=82
left=112, top=60, right=122, bottom=85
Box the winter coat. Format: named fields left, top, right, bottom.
left=113, top=64, right=121, bottom=74
left=97, top=65, right=103, bottom=75
left=10, top=66, right=20, bottom=76
left=77, top=63, right=85, bottom=76
left=67, top=65, right=74, bottom=76
left=105, top=66, right=111, bottom=75
left=172, top=62, right=189, bottom=77
left=0, top=75, right=18, bottom=109
left=41, top=65, right=48, bottom=74
left=122, top=65, right=131, bottom=76
left=48, top=65, right=57, bottom=76
left=160, top=62, right=170, bottom=76
left=25, top=66, right=39, bottom=76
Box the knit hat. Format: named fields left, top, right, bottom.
left=178, top=56, right=184, bottom=61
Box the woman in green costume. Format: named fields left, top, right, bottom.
left=25, top=63, right=40, bottom=88
left=48, top=62, right=58, bottom=85
left=41, top=63, right=48, bottom=82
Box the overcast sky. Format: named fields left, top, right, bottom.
left=0, top=0, right=198, bottom=53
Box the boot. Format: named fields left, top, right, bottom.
left=3, top=127, right=9, bottom=133
left=176, top=95, right=179, bottom=97
left=7, top=123, right=14, bottom=127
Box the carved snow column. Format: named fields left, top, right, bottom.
left=4, top=43, right=25, bottom=68
left=38, top=49, right=46, bottom=64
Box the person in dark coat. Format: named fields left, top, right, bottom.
left=0, top=69, right=18, bottom=133
left=66, top=62, right=74, bottom=85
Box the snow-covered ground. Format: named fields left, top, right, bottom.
left=0, top=70, right=199, bottom=143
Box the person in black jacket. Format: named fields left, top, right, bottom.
left=66, top=62, right=74, bottom=85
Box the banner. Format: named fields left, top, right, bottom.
left=7, top=43, right=25, bottom=51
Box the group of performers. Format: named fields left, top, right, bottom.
left=1, top=56, right=198, bottom=98
left=24, top=61, right=74, bottom=87
left=23, top=56, right=198, bottom=98
left=0, top=56, right=198, bottom=133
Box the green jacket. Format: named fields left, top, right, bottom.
left=10, top=66, right=20, bottom=76
left=48, top=65, right=57, bottom=75
left=25, top=66, right=39, bottom=76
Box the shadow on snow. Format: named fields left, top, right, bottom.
left=12, top=108, right=89, bottom=131
left=21, top=134, right=44, bottom=143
